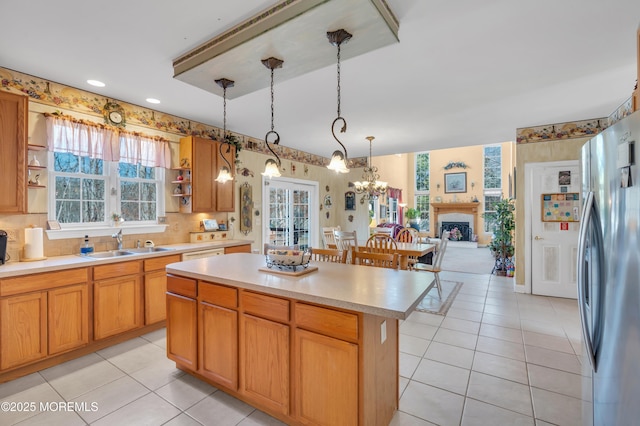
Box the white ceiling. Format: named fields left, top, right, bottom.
left=1, top=0, right=638, bottom=158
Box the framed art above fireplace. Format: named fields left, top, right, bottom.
left=445, top=172, right=467, bottom=193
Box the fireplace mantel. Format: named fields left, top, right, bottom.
left=431, top=202, right=481, bottom=237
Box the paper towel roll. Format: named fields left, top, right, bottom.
left=24, top=227, right=44, bottom=259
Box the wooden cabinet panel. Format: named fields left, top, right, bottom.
left=295, top=303, right=359, bottom=342
left=167, top=274, right=196, bottom=298
left=143, top=254, right=181, bottom=272
left=166, top=292, right=197, bottom=370
left=0, top=292, right=47, bottom=370
left=242, top=291, right=289, bottom=323
left=241, top=314, right=289, bottom=415
left=48, top=284, right=89, bottom=355
left=94, top=275, right=142, bottom=340
left=93, top=260, right=141, bottom=281
left=199, top=301, right=238, bottom=390
left=1, top=267, right=89, bottom=297
left=215, top=142, right=235, bottom=212
left=224, top=244, right=251, bottom=254
left=199, top=282, right=237, bottom=309
left=145, top=270, right=167, bottom=324
left=192, top=137, right=216, bottom=212
left=0, top=91, right=27, bottom=213
left=294, top=328, right=358, bottom=426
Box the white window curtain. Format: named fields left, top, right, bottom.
left=45, top=114, right=171, bottom=167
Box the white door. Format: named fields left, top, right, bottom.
left=263, top=177, right=318, bottom=249
left=527, top=161, right=580, bottom=298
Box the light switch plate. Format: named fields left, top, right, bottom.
left=380, top=320, right=387, bottom=344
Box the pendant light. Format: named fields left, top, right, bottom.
left=326, top=29, right=352, bottom=174
left=353, top=136, right=388, bottom=200
left=214, top=78, right=234, bottom=184
left=261, top=57, right=284, bottom=178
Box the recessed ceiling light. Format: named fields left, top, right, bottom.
left=87, top=79, right=105, bottom=87
left=146, top=98, right=161, bottom=104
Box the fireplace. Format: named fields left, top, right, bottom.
left=441, top=221, right=471, bottom=241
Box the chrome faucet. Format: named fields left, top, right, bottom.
left=112, top=229, right=123, bottom=250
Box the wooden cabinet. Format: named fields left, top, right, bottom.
left=240, top=292, right=290, bottom=415
left=179, top=136, right=235, bottom=212
left=143, top=254, right=181, bottom=324
left=0, top=91, right=28, bottom=213
left=48, top=284, right=89, bottom=355
left=198, top=282, right=238, bottom=389
left=166, top=275, right=197, bottom=370
left=0, top=292, right=47, bottom=370
left=93, top=261, right=143, bottom=340
left=224, top=244, right=251, bottom=254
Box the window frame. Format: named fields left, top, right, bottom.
left=414, top=151, right=430, bottom=231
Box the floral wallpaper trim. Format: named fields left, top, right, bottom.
left=516, top=117, right=607, bottom=144
left=0, top=67, right=366, bottom=168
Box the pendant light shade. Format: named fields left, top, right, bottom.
left=261, top=57, right=284, bottom=178
left=214, top=78, right=235, bottom=184
left=326, top=29, right=352, bottom=174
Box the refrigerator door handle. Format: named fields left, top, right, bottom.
left=577, top=191, right=597, bottom=371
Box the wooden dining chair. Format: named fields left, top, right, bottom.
left=395, top=227, right=415, bottom=243
left=334, top=230, right=358, bottom=263
left=366, top=233, right=397, bottom=254
left=414, top=231, right=450, bottom=298
left=322, top=226, right=340, bottom=249
left=351, top=248, right=398, bottom=269
left=310, top=247, right=346, bottom=263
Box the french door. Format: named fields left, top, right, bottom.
left=262, top=177, right=318, bottom=249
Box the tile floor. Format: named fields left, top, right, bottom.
left=0, top=270, right=588, bottom=425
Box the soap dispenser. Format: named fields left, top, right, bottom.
left=80, top=235, right=94, bottom=255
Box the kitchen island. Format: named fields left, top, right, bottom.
left=166, top=253, right=435, bottom=426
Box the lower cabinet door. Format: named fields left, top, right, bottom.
left=48, top=284, right=89, bottom=355
left=94, top=276, right=142, bottom=340
left=241, top=314, right=289, bottom=415
left=144, top=270, right=167, bottom=324
left=199, top=302, right=238, bottom=390
left=294, top=328, right=358, bottom=426
left=0, top=292, right=47, bottom=370
left=166, top=292, right=197, bottom=369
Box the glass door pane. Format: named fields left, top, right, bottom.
left=263, top=178, right=316, bottom=249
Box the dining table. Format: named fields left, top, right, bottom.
left=357, top=241, right=436, bottom=270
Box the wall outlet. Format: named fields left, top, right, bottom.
left=380, top=320, right=387, bottom=344
left=6, top=229, right=18, bottom=242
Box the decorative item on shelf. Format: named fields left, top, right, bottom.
left=353, top=136, right=388, bottom=201
left=240, top=182, right=253, bottom=235
left=28, top=173, right=41, bottom=186
left=173, top=186, right=182, bottom=195
left=443, top=161, right=469, bottom=170
left=326, top=29, right=352, bottom=174
left=180, top=158, right=190, bottom=168
left=261, top=57, right=284, bottom=178
left=214, top=77, right=235, bottom=184
left=29, top=155, right=40, bottom=167
left=111, top=212, right=124, bottom=226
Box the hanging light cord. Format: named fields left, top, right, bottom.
left=331, top=34, right=349, bottom=161
left=264, top=63, right=281, bottom=167
left=218, top=81, right=232, bottom=169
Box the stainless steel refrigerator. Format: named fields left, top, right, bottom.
left=578, top=110, right=640, bottom=426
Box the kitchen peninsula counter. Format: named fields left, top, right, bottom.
left=165, top=253, right=435, bottom=426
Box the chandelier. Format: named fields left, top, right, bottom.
left=214, top=78, right=234, bottom=184
left=353, top=136, right=387, bottom=200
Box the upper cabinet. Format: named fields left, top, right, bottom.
left=0, top=91, right=28, bottom=213
left=179, top=136, right=235, bottom=213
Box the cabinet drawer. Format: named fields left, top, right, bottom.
left=224, top=244, right=251, bottom=254
left=199, top=282, right=237, bottom=309
left=93, top=261, right=141, bottom=280
left=0, top=268, right=89, bottom=297
left=295, top=303, right=358, bottom=342
left=167, top=275, right=197, bottom=298
left=242, top=291, right=289, bottom=323
left=144, top=254, right=182, bottom=272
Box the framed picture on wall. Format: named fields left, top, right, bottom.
left=445, top=172, right=467, bottom=193
left=345, top=191, right=356, bottom=210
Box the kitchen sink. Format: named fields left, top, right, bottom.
left=125, top=247, right=173, bottom=253
left=86, top=250, right=135, bottom=258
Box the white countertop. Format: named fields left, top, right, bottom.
left=166, top=253, right=435, bottom=320
left=0, top=240, right=252, bottom=279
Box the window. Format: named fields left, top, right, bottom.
left=414, top=152, right=430, bottom=231
left=483, top=146, right=502, bottom=234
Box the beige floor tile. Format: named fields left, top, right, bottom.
left=483, top=303, right=520, bottom=318
left=454, top=293, right=487, bottom=305
left=40, top=353, right=125, bottom=400
left=399, top=352, right=421, bottom=379
left=156, top=373, right=217, bottom=411
left=520, top=318, right=566, bottom=337
left=467, top=372, right=533, bottom=416
left=399, top=334, right=431, bottom=357
left=531, top=387, right=583, bottom=426
left=71, top=375, right=149, bottom=423
left=390, top=410, right=438, bottom=425
left=91, top=392, right=181, bottom=426
left=399, top=380, right=465, bottom=426
left=400, top=321, right=439, bottom=340
left=450, top=300, right=485, bottom=313
left=130, top=356, right=185, bottom=390
left=15, top=409, right=86, bottom=426
left=479, top=323, right=523, bottom=343
left=236, top=409, right=287, bottom=425
left=162, top=413, right=204, bottom=426
left=524, top=345, right=582, bottom=375
left=412, top=359, right=470, bottom=395
left=98, top=338, right=168, bottom=374
left=399, top=376, right=410, bottom=399
left=405, top=310, right=444, bottom=327
left=472, top=351, right=528, bottom=385
left=424, top=341, right=475, bottom=369
left=186, top=391, right=254, bottom=426
left=476, top=335, right=526, bottom=362
left=441, top=316, right=481, bottom=335
left=446, top=307, right=484, bottom=322
left=140, top=328, right=167, bottom=349
left=481, top=312, right=521, bottom=330
left=461, top=398, right=534, bottom=426
left=0, top=382, right=61, bottom=425
left=528, top=364, right=583, bottom=399
left=0, top=372, right=46, bottom=399
left=433, top=328, right=478, bottom=350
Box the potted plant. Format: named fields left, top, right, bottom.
left=405, top=208, right=420, bottom=230
left=486, top=198, right=515, bottom=276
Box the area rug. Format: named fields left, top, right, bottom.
left=414, top=280, right=463, bottom=316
